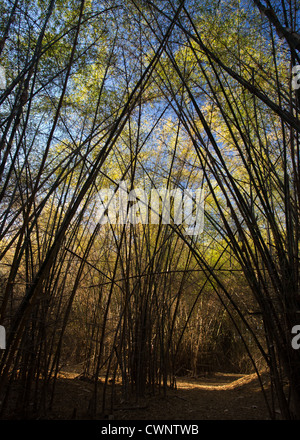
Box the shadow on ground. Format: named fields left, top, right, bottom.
left=27, top=371, right=273, bottom=420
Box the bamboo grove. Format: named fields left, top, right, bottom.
left=0, top=0, right=299, bottom=420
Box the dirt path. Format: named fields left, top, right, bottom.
left=48, top=372, right=273, bottom=420
left=115, top=373, right=271, bottom=420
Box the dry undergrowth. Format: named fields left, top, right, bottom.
left=176, top=373, right=259, bottom=390
left=44, top=371, right=273, bottom=420
left=1, top=370, right=273, bottom=420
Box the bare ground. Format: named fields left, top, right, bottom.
left=42, top=371, right=274, bottom=420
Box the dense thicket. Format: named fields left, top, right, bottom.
left=0, top=0, right=299, bottom=419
